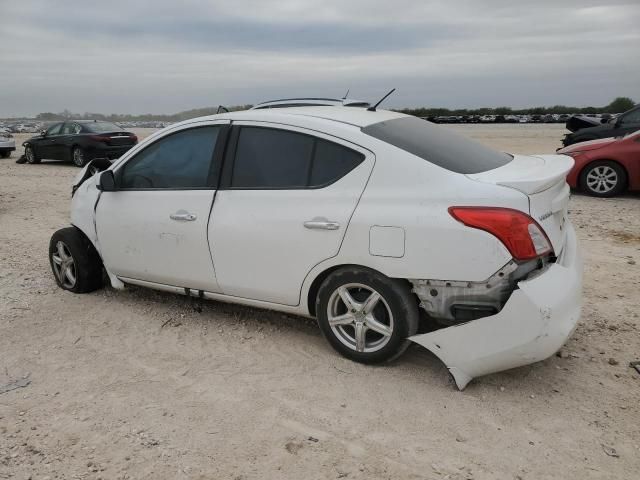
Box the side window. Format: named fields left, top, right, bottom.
left=230, top=127, right=365, bottom=189
left=46, top=123, right=62, bottom=136
left=232, top=127, right=314, bottom=188
left=621, top=109, right=640, bottom=125
left=120, top=126, right=220, bottom=189
left=310, top=139, right=365, bottom=187
left=61, top=123, right=79, bottom=135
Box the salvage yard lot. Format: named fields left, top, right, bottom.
left=0, top=124, right=638, bottom=479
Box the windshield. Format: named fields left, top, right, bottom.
left=84, top=121, right=123, bottom=133
left=362, top=116, right=512, bottom=174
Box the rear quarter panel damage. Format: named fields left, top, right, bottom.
left=409, top=223, right=582, bottom=389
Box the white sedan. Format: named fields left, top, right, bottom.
left=50, top=106, right=582, bottom=389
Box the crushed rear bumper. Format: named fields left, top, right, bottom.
left=410, top=222, right=582, bottom=389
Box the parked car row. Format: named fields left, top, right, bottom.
left=429, top=113, right=579, bottom=124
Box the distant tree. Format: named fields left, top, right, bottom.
left=36, top=112, right=60, bottom=120
left=605, top=97, right=635, bottom=113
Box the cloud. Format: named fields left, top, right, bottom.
left=0, top=0, right=638, bottom=116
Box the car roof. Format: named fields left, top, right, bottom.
left=188, top=106, right=406, bottom=129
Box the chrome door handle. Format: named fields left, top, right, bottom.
left=304, top=219, right=340, bottom=230
left=170, top=212, right=197, bottom=221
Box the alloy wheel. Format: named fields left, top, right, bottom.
left=25, top=147, right=35, bottom=163
left=326, top=283, right=394, bottom=353
left=586, top=165, right=618, bottom=194
left=51, top=241, right=77, bottom=288
left=73, top=148, right=85, bottom=167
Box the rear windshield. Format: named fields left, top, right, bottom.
left=361, top=116, right=512, bottom=174
left=84, top=121, right=123, bottom=133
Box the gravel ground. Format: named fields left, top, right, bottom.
left=0, top=124, right=638, bottom=480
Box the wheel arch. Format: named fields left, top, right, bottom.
left=579, top=158, right=629, bottom=189
left=305, top=263, right=413, bottom=317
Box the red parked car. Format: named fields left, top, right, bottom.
left=557, top=130, right=640, bottom=197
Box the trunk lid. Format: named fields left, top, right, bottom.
left=467, top=154, right=574, bottom=255
left=104, top=132, right=137, bottom=146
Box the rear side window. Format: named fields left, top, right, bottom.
left=86, top=121, right=123, bottom=133
left=230, top=127, right=364, bottom=189
left=311, top=140, right=364, bottom=186
left=362, top=116, right=512, bottom=174
left=120, top=126, right=220, bottom=189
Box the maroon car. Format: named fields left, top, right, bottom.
left=557, top=130, right=640, bottom=197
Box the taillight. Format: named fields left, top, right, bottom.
left=130, top=134, right=138, bottom=143
left=448, top=207, right=553, bottom=261
left=89, top=135, right=110, bottom=143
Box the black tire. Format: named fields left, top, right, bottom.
left=316, top=267, right=419, bottom=364
left=0, top=151, right=10, bottom=159
left=49, top=227, right=103, bottom=293
left=579, top=160, right=627, bottom=197
left=25, top=145, right=40, bottom=164
left=72, top=146, right=87, bottom=167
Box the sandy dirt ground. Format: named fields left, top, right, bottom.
left=1, top=124, right=638, bottom=480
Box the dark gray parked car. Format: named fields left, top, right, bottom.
left=562, top=105, right=640, bottom=146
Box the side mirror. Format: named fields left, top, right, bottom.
left=40, top=130, right=47, bottom=137
left=97, top=170, right=117, bottom=192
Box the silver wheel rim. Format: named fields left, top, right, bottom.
left=73, top=148, right=84, bottom=166
left=327, top=283, right=393, bottom=353
left=26, top=147, right=34, bottom=163
left=51, top=241, right=77, bottom=288
left=586, top=166, right=617, bottom=193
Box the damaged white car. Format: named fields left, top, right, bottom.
left=50, top=105, right=582, bottom=389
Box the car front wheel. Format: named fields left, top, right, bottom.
left=580, top=161, right=627, bottom=197
left=49, top=227, right=103, bottom=293
left=25, top=145, right=40, bottom=164
left=316, top=267, right=419, bottom=364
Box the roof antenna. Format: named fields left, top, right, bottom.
left=216, top=105, right=229, bottom=114
left=342, top=89, right=350, bottom=100
left=367, top=88, right=396, bottom=112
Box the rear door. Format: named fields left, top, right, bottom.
left=57, top=122, right=80, bottom=159
left=96, top=121, right=229, bottom=291
left=209, top=123, right=374, bottom=305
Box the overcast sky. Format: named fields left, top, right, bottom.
left=1, top=0, right=638, bottom=117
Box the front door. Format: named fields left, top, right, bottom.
left=38, top=122, right=63, bottom=159
left=209, top=123, right=374, bottom=305
left=96, top=122, right=229, bottom=292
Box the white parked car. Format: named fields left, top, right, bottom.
left=50, top=106, right=582, bottom=389
left=0, top=129, right=15, bottom=158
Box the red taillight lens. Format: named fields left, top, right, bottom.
left=89, top=135, right=110, bottom=143
left=130, top=134, right=138, bottom=143
left=448, top=207, right=553, bottom=261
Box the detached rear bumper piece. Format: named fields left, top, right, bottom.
left=410, top=223, right=582, bottom=390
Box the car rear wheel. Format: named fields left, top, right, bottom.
left=316, top=267, right=419, bottom=363
left=579, top=161, right=627, bottom=197
left=49, top=227, right=103, bottom=293
left=72, top=147, right=87, bottom=167
left=25, top=145, right=40, bottom=164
